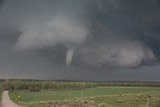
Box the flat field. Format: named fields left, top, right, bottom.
left=10, top=87, right=160, bottom=107
left=0, top=81, right=2, bottom=99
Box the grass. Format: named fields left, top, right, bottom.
left=10, top=86, right=160, bottom=107
left=0, top=81, right=3, bottom=99
left=88, top=93, right=160, bottom=107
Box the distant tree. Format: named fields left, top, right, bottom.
left=2, top=80, right=11, bottom=90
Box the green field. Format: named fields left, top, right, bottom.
left=90, top=93, right=160, bottom=107
left=0, top=81, right=3, bottom=99
left=10, top=87, right=160, bottom=107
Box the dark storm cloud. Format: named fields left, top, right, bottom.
left=0, top=0, right=160, bottom=80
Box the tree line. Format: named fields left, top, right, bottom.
left=2, top=80, right=160, bottom=92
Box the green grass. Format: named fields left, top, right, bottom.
left=10, top=86, right=160, bottom=107
left=0, top=81, right=3, bottom=99
left=88, top=93, right=160, bottom=107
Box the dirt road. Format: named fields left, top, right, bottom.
left=0, top=91, right=24, bottom=107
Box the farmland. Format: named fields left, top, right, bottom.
left=10, top=87, right=160, bottom=107
left=1, top=80, right=160, bottom=107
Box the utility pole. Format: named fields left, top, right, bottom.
left=81, top=91, right=83, bottom=100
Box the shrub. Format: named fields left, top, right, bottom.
left=98, top=102, right=108, bottom=107
left=89, top=100, right=95, bottom=105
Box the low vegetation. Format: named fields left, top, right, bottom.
left=2, top=80, right=160, bottom=91
left=10, top=87, right=160, bottom=107
left=89, top=93, right=160, bottom=107
left=0, top=80, right=4, bottom=99
left=3, top=80, right=97, bottom=91
left=1, top=80, right=160, bottom=107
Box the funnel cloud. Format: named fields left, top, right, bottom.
left=66, top=48, right=74, bottom=66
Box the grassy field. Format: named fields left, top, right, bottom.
left=0, top=81, right=3, bottom=99
left=10, top=87, right=160, bottom=107
left=89, top=93, right=160, bottom=107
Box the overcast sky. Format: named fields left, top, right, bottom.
left=0, top=0, right=160, bottom=81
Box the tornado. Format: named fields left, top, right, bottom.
left=66, top=48, right=74, bottom=66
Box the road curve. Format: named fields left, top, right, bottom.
left=1, top=91, right=24, bottom=107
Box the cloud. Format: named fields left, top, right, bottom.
left=14, top=16, right=88, bottom=50
left=78, top=40, right=156, bottom=67
left=0, top=0, right=158, bottom=68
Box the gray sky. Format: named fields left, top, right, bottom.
left=0, top=0, right=160, bottom=81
